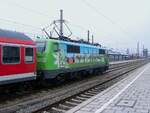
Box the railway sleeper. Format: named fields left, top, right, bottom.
left=65, top=101, right=79, bottom=106
left=51, top=107, right=66, bottom=113
left=54, top=104, right=69, bottom=110
left=59, top=104, right=73, bottom=109
left=90, top=88, right=101, bottom=92
left=87, top=90, right=99, bottom=94
left=93, top=87, right=100, bottom=90
left=84, top=92, right=96, bottom=96
left=76, top=96, right=88, bottom=100
left=63, top=102, right=76, bottom=107
left=80, top=94, right=93, bottom=98
left=74, top=97, right=86, bottom=101
left=71, top=98, right=83, bottom=103
left=42, top=111, right=50, bottom=113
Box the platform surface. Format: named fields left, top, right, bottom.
left=109, top=59, right=140, bottom=65
left=67, top=63, right=150, bottom=113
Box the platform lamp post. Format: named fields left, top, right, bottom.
left=137, top=42, right=140, bottom=59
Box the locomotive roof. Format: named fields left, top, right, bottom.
left=36, top=36, right=102, bottom=49
left=37, top=38, right=104, bottom=49
left=0, top=29, right=32, bottom=41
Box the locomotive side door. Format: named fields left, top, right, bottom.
left=53, top=42, right=66, bottom=69
left=59, top=43, right=67, bottom=68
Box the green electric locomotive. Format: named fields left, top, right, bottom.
left=36, top=38, right=109, bottom=80
left=36, top=10, right=109, bottom=81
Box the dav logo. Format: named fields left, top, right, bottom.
left=66, top=57, right=74, bottom=64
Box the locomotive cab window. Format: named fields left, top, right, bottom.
left=25, top=48, right=34, bottom=63
left=3, top=46, right=20, bottom=64
left=53, top=43, right=59, bottom=52
left=36, top=42, right=46, bottom=52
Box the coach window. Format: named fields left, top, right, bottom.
left=99, top=49, right=106, bottom=54
left=3, top=46, right=20, bottom=64
left=25, top=48, right=33, bottom=63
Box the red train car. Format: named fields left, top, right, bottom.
left=0, top=29, right=36, bottom=85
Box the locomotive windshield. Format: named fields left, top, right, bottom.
left=36, top=41, right=46, bottom=52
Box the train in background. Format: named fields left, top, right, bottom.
left=107, top=50, right=129, bottom=61
left=0, top=10, right=134, bottom=86
left=0, top=29, right=109, bottom=85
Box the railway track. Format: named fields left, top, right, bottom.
left=34, top=60, right=148, bottom=113
left=0, top=59, right=148, bottom=113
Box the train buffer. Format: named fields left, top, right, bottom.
left=67, top=63, right=150, bottom=113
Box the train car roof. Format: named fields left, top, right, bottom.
left=0, top=29, right=32, bottom=40
left=59, top=40, right=102, bottom=49
left=36, top=38, right=104, bottom=49
left=0, top=29, right=35, bottom=45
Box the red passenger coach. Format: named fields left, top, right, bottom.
left=0, top=29, right=36, bottom=85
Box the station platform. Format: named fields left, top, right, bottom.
left=109, top=59, right=141, bottom=65
left=67, top=63, right=150, bottom=113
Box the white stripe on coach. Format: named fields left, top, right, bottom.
left=0, top=72, right=36, bottom=82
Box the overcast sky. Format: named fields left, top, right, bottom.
left=0, top=0, right=150, bottom=54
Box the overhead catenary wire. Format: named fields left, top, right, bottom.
left=81, top=0, right=115, bottom=25
left=1, top=0, right=135, bottom=51
left=3, top=0, right=50, bottom=18
left=0, top=17, right=41, bottom=30
left=3, top=0, right=134, bottom=38
left=0, top=0, right=94, bottom=41
left=80, top=0, right=134, bottom=38
left=2, top=0, right=93, bottom=37
left=0, top=17, right=45, bottom=39
left=3, top=0, right=93, bottom=34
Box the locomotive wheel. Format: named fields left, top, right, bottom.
left=93, top=69, right=99, bottom=75
left=70, top=72, right=78, bottom=80
left=73, top=72, right=81, bottom=80
left=54, top=74, right=65, bottom=85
